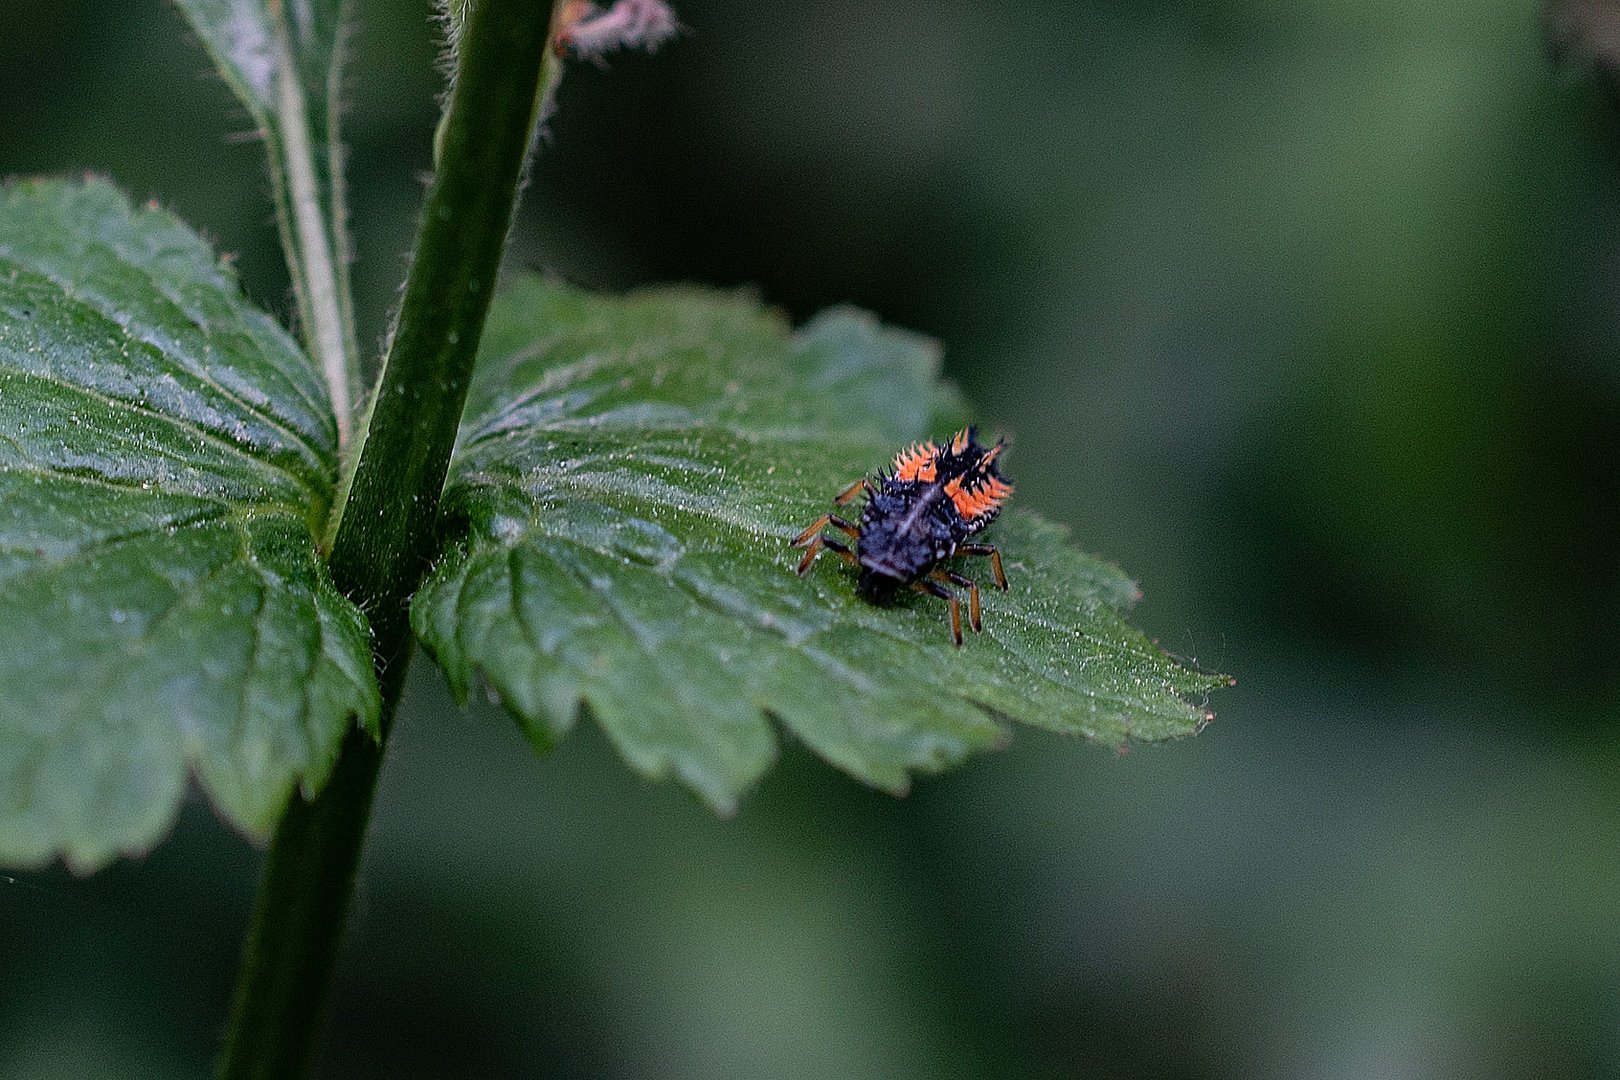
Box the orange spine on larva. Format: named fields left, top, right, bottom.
left=944, top=470, right=1014, bottom=522
left=892, top=441, right=939, bottom=482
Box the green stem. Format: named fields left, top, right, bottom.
left=218, top=3, right=559, bottom=1076
left=214, top=725, right=388, bottom=1080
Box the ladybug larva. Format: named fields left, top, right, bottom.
left=791, top=426, right=1013, bottom=646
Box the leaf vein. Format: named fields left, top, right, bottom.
left=0, top=252, right=333, bottom=469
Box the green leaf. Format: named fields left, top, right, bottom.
left=0, top=179, right=379, bottom=871
left=413, top=277, right=1223, bottom=812
left=170, top=0, right=361, bottom=437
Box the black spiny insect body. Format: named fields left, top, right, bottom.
left=791, top=426, right=1014, bottom=645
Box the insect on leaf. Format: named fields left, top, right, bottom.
left=0, top=179, right=379, bottom=872
left=413, top=277, right=1224, bottom=813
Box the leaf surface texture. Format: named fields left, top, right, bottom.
left=414, top=278, right=1222, bottom=811
left=0, top=180, right=378, bottom=870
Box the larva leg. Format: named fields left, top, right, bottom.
left=933, top=568, right=982, bottom=632
left=912, top=579, right=963, bottom=646
left=791, top=513, right=859, bottom=547
left=833, top=478, right=870, bottom=505
left=822, top=537, right=860, bottom=567
left=957, top=544, right=1008, bottom=590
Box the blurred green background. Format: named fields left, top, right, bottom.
left=4, top=1, right=1620, bottom=1077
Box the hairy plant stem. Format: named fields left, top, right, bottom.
left=219, top=2, right=559, bottom=1075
